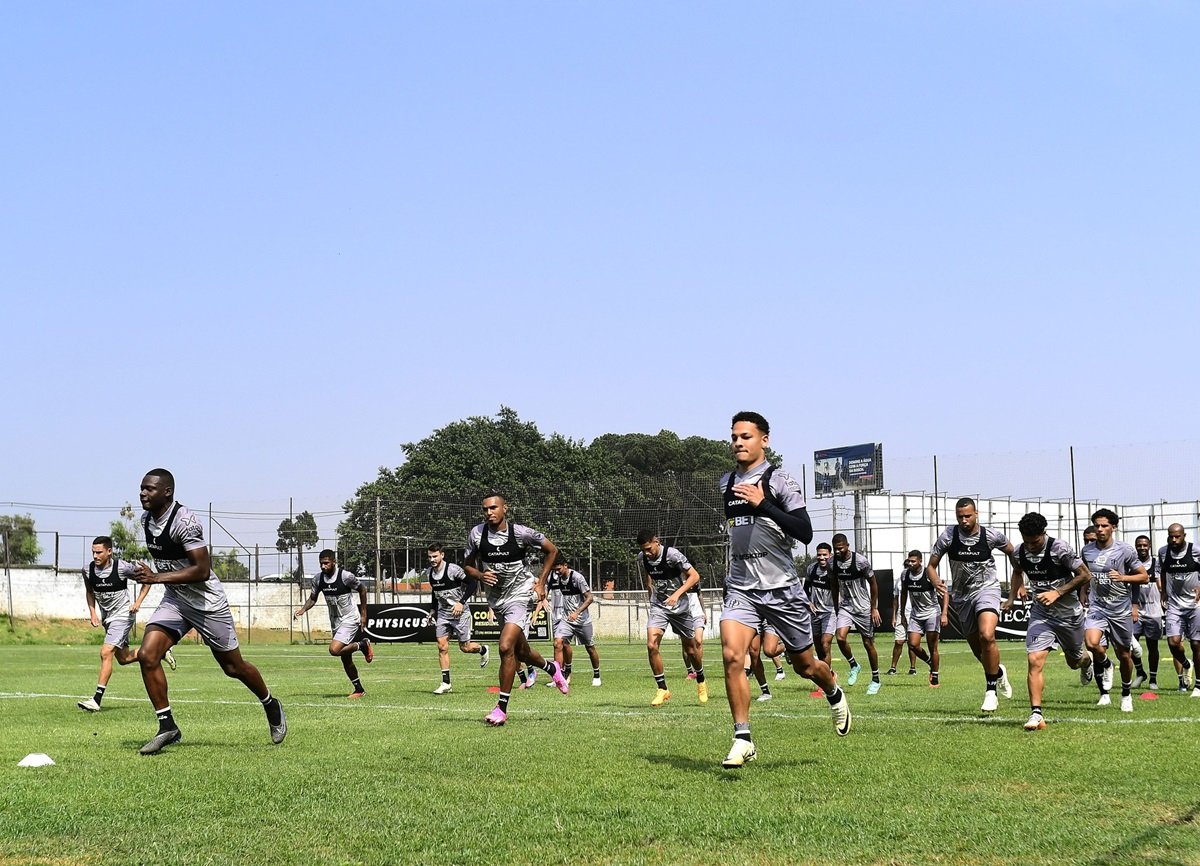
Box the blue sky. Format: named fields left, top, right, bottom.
left=4, top=3, right=1198, bottom=562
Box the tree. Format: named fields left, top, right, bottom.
left=277, top=511, right=319, bottom=583
left=109, top=503, right=149, bottom=561
left=0, top=514, right=41, bottom=565
left=212, top=549, right=250, bottom=582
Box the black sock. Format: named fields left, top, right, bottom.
left=93, top=684, right=106, bottom=705
left=744, top=667, right=752, bottom=678
left=498, top=691, right=511, bottom=713
left=539, top=660, right=555, bottom=675
left=654, top=673, right=667, bottom=690
left=695, top=667, right=706, bottom=684
left=261, top=694, right=282, bottom=725
left=563, top=663, right=573, bottom=678
left=871, top=670, right=880, bottom=683
left=1031, top=705, right=1042, bottom=715
left=527, top=664, right=537, bottom=677
left=825, top=686, right=843, bottom=706
left=985, top=671, right=999, bottom=692
left=1121, top=680, right=1132, bottom=697
left=592, top=667, right=600, bottom=678
left=733, top=722, right=751, bottom=741
left=1136, top=663, right=1146, bottom=677
left=441, top=669, right=451, bottom=685
left=156, top=705, right=176, bottom=733
left=846, top=657, right=858, bottom=668
left=517, top=668, right=528, bottom=684
left=774, top=661, right=784, bottom=673
left=760, top=682, right=771, bottom=696
left=351, top=677, right=364, bottom=693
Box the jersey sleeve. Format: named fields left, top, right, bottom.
left=514, top=524, right=547, bottom=550
left=930, top=528, right=953, bottom=557
left=667, top=547, right=694, bottom=573
left=769, top=470, right=806, bottom=511
left=117, top=560, right=141, bottom=579
left=988, top=528, right=1011, bottom=550
left=464, top=525, right=483, bottom=559
left=172, top=507, right=207, bottom=552
left=341, top=570, right=361, bottom=591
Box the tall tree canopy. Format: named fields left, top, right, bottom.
left=277, top=511, right=319, bottom=581
left=0, top=514, right=41, bottom=565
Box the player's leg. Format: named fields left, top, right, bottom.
left=432, top=634, right=453, bottom=693
left=647, top=627, right=671, bottom=704
left=340, top=648, right=366, bottom=698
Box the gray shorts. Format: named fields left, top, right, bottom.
left=687, top=594, right=707, bottom=631
left=811, top=609, right=836, bottom=636
left=102, top=612, right=135, bottom=649
left=648, top=604, right=697, bottom=641
left=950, top=586, right=1002, bottom=637
left=907, top=612, right=941, bottom=636
left=554, top=616, right=595, bottom=646
left=1027, top=613, right=1086, bottom=659
left=835, top=607, right=875, bottom=640
left=720, top=583, right=815, bottom=655
left=435, top=608, right=473, bottom=642
left=1085, top=607, right=1134, bottom=650
left=489, top=596, right=533, bottom=634
left=146, top=596, right=239, bottom=652
left=1166, top=607, right=1200, bottom=641
left=332, top=620, right=362, bottom=645
left=1134, top=616, right=1163, bottom=641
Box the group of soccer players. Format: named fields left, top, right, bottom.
left=74, top=412, right=1200, bottom=768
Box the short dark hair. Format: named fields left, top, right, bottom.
left=731, top=411, right=769, bottom=435
left=554, top=557, right=570, bottom=569
left=1017, top=512, right=1047, bottom=537
left=1091, top=508, right=1120, bottom=527
left=427, top=542, right=444, bottom=553
left=636, top=529, right=657, bottom=545
left=1083, top=525, right=1098, bottom=538
left=1135, top=535, right=1151, bottom=544
left=815, top=542, right=831, bottom=553
left=955, top=497, right=976, bottom=511
left=318, top=549, right=336, bottom=560
left=907, top=549, right=923, bottom=560
left=831, top=533, right=848, bottom=545
left=145, top=468, right=175, bottom=489
left=92, top=536, right=113, bottom=549
left=483, top=492, right=507, bottom=504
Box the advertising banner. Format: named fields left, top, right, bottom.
left=813, top=443, right=884, bottom=495
left=364, top=601, right=550, bottom=642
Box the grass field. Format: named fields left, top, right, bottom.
left=2, top=627, right=1198, bottom=866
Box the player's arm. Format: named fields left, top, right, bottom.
left=84, top=584, right=100, bottom=627
left=133, top=546, right=213, bottom=585
left=573, top=588, right=595, bottom=619
left=642, top=562, right=654, bottom=604
left=357, top=583, right=368, bottom=625
left=925, top=552, right=946, bottom=592
left=1004, top=566, right=1025, bottom=611
left=1114, top=562, right=1149, bottom=585
left=898, top=585, right=909, bottom=626
left=666, top=567, right=700, bottom=608
left=533, top=537, right=559, bottom=602
left=1041, top=563, right=1091, bottom=608
left=867, top=567, right=881, bottom=626
left=732, top=478, right=813, bottom=544
left=293, top=586, right=320, bottom=619
left=131, top=580, right=153, bottom=614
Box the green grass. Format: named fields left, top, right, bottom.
left=1, top=638, right=1198, bottom=866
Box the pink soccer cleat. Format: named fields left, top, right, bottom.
left=550, top=661, right=570, bottom=695
left=484, top=707, right=507, bottom=726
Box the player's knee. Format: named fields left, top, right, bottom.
left=327, top=645, right=341, bottom=657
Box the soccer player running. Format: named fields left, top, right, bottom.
left=293, top=549, right=374, bottom=699
left=1004, top=512, right=1093, bottom=729
left=831, top=533, right=883, bottom=694
left=420, top=543, right=488, bottom=695
left=1159, top=523, right=1200, bottom=696
left=77, top=535, right=175, bottom=712
left=719, top=412, right=850, bottom=769
left=1082, top=508, right=1148, bottom=711
left=1131, top=534, right=1162, bottom=689
left=897, top=549, right=942, bottom=687
left=638, top=531, right=707, bottom=705
left=803, top=542, right=838, bottom=664
left=926, top=497, right=1019, bottom=713
left=463, top=494, right=568, bottom=727
left=542, top=559, right=602, bottom=687
left=131, top=470, right=286, bottom=754
left=887, top=566, right=918, bottom=677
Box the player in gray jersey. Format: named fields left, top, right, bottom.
left=638, top=531, right=708, bottom=705
left=803, top=543, right=839, bottom=664
left=131, top=469, right=285, bottom=754
left=76, top=535, right=173, bottom=712
left=293, top=550, right=373, bottom=698
left=830, top=534, right=883, bottom=694
left=1159, top=523, right=1200, bottom=696
left=1081, top=508, right=1148, bottom=712
left=1005, top=512, right=1094, bottom=729
left=463, top=494, right=568, bottom=727
left=927, top=497, right=1019, bottom=714
left=887, top=565, right=917, bottom=677
left=718, top=412, right=850, bottom=770
left=422, top=543, right=488, bottom=695
left=539, top=559, right=602, bottom=687
left=896, top=550, right=941, bottom=687
left=1130, top=535, right=1162, bottom=689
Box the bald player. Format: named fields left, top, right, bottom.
left=830, top=533, right=882, bottom=694
left=464, top=493, right=568, bottom=726
left=1159, top=523, right=1200, bottom=696
left=927, top=497, right=1019, bottom=713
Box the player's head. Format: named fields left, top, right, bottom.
left=955, top=498, right=978, bottom=532
left=1082, top=525, right=1098, bottom=544
left=1090, top=508, right=1119, bottom=544
left=730, top=412, right=769, bottom=466
left=1017, top=512, right=1048, bottom=546
left=318, top=550, right=336, bottom=572
left=906, top=549, right=923, bottom=570
left=427, top=542, right=445, bottom=567
left=140, top=469, right=175, bottom=512
left=1168, top=523, right=1187, bottom=550
left=636, top=529, right=661, bottom=558
left=553, top=559, right=570, bottom=576
left=1135, top=535, right=1151, bottom=559
left=482, top=494, right=508, bottom=527
left=831, top=533, right=849, bottom=557
left=815, top=541, right=831, bottom=565
left=91, top=536, right=113, bottom=565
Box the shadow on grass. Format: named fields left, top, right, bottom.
left=1087, top=801, right=1200, bottom=866
left=641, top=752, right=816, bottom=778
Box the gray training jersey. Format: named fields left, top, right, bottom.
left=309, top=568, right=362, bottom=632
left=142, top=503, right=231, bottom=613
left=804, top=562, right=837, bottom=615
left=722, top=463, right=806, bottom=591
left=831, top=552, right=874, bottom=615
left=1135, top=557, right=1163, bottom=618
left=1158, top=544, right=1200, bottom=611
left=899, top=567, right=940, bottom=620
left=1083, top=540, right=1141, bottom=615
left=930, top=525, right=1011, bottom=595
left=82, top=559, right=141, bottom=622
left=546, top=569, right=592, bottom=623
left=464, top=522, right=547, bottom=603
left=1019, top=537, right=1084, bottom=623
left=642, top=545, right=695, bottom=612
left=428, top=562, right=471, bottom=611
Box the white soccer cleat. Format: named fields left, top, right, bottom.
left=1185, top=664, right=1196, bottom=690
left=77, top=698, right=101, bottom=712
left=591, top=677, right=602, bottom=687
left=1023, top=712, right=1046, bottom=731
left=1079, top=656, right=1094, bottom=685
left=830, top=693, right=852, bottom=736
left=997, top=664, right=1013, bottom=699
left=1100, top=661, right=1114, bottom=693
left=165, top=648, right=177, bottom=671
left=722, top=738, right=756, bottom=769
left=756, top=692, right=773, bottom=702
left=1097, top=694, right=1111, bottom=707
left=981, top=691, right=999, bottom=713
left=1120, top=694, right=1133, bottom=713
left=1191, top=688, right=1200, bottom=699
left=432, top=682, right=453, bottom=695
left=1131, top=673, right=1146, bottom=689
left=774, top=670, right=786, bottom=681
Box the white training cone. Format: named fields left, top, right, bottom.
left=18, top=753, right=55, bottom=767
